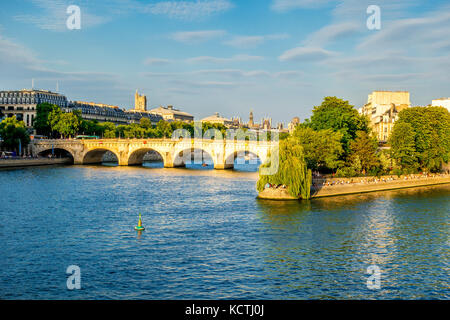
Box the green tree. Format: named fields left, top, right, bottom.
left=79, top=119, right=101, bottom=136
left=100, top=122, right=116, bottom=138
left=140, top=117, right=153, bottom=129
left=348, top=131, right=380, bottom=175
left=156, top=120, right=173, bottom=138
left=305, top=96, right=370, bottom=154
left=0, top=116, right=30, bottom=151
left=48, top=105, right=63, bottom=137
left=395, top=106, right=450, bottom=172
left=34, top=103, right=59, bottom=136
left=389, top=122, right=418, bottom=171
left=256, top=137, right=312, bottom=199
left=293, top=126, right=344, bottom=171
left=53, top=112, right=80, bottom=138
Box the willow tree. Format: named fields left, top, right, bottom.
left=257, top=137, right=312, bottom=199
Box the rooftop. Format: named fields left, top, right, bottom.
left=150, top=105, right=193, bottom=117
left=201, top=112, right=232, bottom=122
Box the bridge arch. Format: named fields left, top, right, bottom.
left=224, top=148, right=269, bottom=168
left=224, top=150, right=264, bottom=172
left=37, top=148, right=75, bottom=163
left=173, top=147, right=215, bottom=169
left=82, top=148, right=120, bottom=165
left=128, top=148, right=165, bottom=166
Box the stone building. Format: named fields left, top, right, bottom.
left=0, top=88, right=165, bottom=129
left=134, top=90, right=147, bottom=112
left=0, top=89, right=68, bottom=127
left=248, top=110, right=254, bottom=127
left=431, top=98, right=450, bottom=112
left=67, top=101, right=162, bottom=125
left=359, top=91, right=411, bottom=142
left=201, top=112, right=234, bottom=127
left=149, top=105, right=194, bottom=123
left=288, top=117, right=300, bottom=133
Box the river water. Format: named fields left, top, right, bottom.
left=0, top=163, right=449, bottom=299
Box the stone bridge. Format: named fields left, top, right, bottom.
left=30, top=138, right=278, bottom=170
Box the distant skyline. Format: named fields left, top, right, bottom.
left=1, top=0, right=449, bottom=124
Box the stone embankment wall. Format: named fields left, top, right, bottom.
left=311, top=174, right=450, bottom=198
left=258, top=174, right=450, bottom=200
left=0, top=158, right=72, bottom=168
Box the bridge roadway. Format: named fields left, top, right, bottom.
left=31, top=138, right=277, bottom=170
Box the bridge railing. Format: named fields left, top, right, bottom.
left=32, top=138, right=277, bottom=145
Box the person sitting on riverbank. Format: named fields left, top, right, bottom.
left=314, top=172, right=450, bottom=188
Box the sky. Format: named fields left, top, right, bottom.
left=1, top=0, right=449, bottom=125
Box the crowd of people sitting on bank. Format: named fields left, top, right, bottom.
left=0, top=152, right=61, bottom=160
left=264, top=183, right=287, bottom=190
left=312, top=172, right=450, bottom=188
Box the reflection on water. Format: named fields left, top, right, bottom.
left=0, top=165, right=448, bottom=299
left=256, top=185, right=449, bottom=299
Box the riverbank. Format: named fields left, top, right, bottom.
left=258, top=174, right=450, bottom=200
left=0, top=158, right=72, bottom=168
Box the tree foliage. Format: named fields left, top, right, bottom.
left=257, top=137, right=312, bottom=199
left=389, top=122, right=418, bottom=170
left=348, top=131, right=380, bottom=175
left=0, top=116, right=30, bottom=151
left=292, top=126, right=344, bottom=171
left=392, top=106, right=450, bottom=172
left=34, top=102, right=59, bottom=136
left=305, top=96, right=370, bottom=154
left=53, top=112, right=80, bottom=138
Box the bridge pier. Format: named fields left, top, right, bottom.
left=214, top=163, right=234, bottom=170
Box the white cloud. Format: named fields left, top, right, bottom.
left=279, top=47, right=335, bottom=62
left=358, top=11, right=450, bottom=52
left=271, top=0, right=335, bottom=12
left=143, top=69, right=303, bottom=80
left=143, top=58, right=172, bottom=66
left=303, top=22, right=360, bottom=46
left=14, top=0, right=109, bottom=31
left=192, top=69, right=271, bottom=78
left=142, top=0, right=234, bottom=20
left=170, top=30, right=227, bottom=43
left=186, top=54, right=264, bottom=64
left=14, top=0, right=234, bottom=31
left=223, top=34, right=289, bottom=48
left=0, top=29, right=131, bottom=105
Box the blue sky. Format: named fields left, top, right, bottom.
left=1, top=0, right=449, bottom=124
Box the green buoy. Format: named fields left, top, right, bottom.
left=134, top=213, right=145, bottom=231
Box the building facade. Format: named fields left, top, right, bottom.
left=0, top=89, right=68, bottom=127
left=359, top=91, right=411, bottom=142
left=149, top=106, right=194, bottom=123
left=0, top=89, right=165, bottom=128
left=67, top=101, right=163, bottom=125
left=201, top=112, right=234, bottom=127
left=288, top=117, right=300, bottom=133
left=431, top=98, right=450, bottom=112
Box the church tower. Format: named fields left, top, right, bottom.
left=249, top=110, right=254, bottom=127
left=134, top=90, right=147, bottom=112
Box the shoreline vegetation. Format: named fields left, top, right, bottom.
left=257, top=173, right=450, bottom=200
left=256, top=97, right=450, bottom=200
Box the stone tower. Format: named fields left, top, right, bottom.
left=134, top=90, right=147, bottom=112
left=249, top=110, right=254, bottom=127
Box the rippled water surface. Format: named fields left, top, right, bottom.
left=0, top=164, right=449, bottom=299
